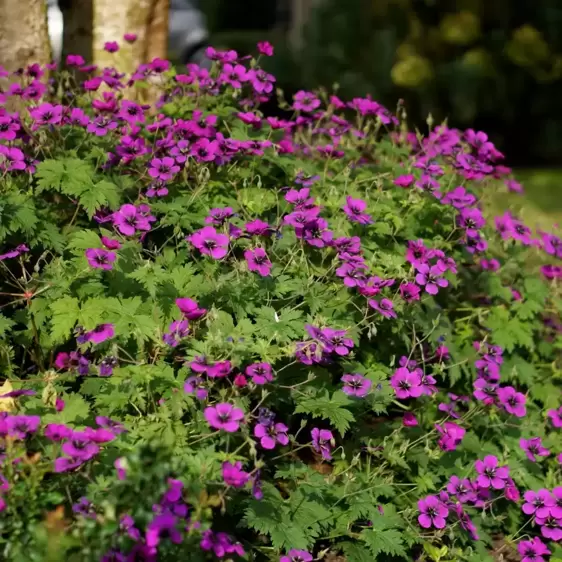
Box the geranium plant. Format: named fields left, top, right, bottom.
left=0, top=39, right=561, bottom=562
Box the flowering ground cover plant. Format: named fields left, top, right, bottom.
left=0, top=41, right=561, bottom=562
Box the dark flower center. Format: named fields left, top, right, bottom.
left=398, top=381, right=411, bottom=390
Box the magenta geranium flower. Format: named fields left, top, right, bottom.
left=113, top=204, right=152, bottom=236
left=520, top=437, right=550, bottom=462
left=336, top=262, right=368, bottom=288
left=175, top=298, right=206, bottom=320
left=342, top=196, right=373, bottom=225
left=403, top=412, right=418, bottom=426
left=280, top=550, right=313, bottom=562
left=394, top=174, right=415, bottom=188
left=188, top=226, right=229, bottom=259
left=435, top=421, right=466, bottom=452
left=205, top=361, right=230, bottom=379
left=535, top=514, right=562, bottom=541
left=184, top=376, right=208, bottom=400
left=293, top=90, right=321, bottom=112
left=29, top=102, right=63, bottom=126
left=415, top=264, right=448, bottom=295
left=552, top=487, right=562, bottom=518
left=245, top=219, right=271, bottom=236
left=547, top=406, right=562, bottom=428
left=44, top=423, right=73, bottom=442
left=148, top=157, right=180, bottom=181
left=405, top=239, right=429, bottom=268
left=62, top=431, right=100, bottom=461
left=254, top=422, right=289, bottom=449
left=497, top=386, right=527, bottom=417
left=205, top=207, right=234, bottom=226
left=400, top=282, right=421, bottom=303
left=442, top=186, right=476, bottom=209
left=5, top=415, right=41, bottom=439
left=0, top=244, right=28, bottom=262
left=85, top=248, right=116, bottom=270
left=222, top=461, right=250, bottom=488
left=220, top=63, right=247, bottom=89
left=101, top=236, right=121, bottom=250
left=285, top=187, right=314, bottom=208
left=390, top=367, right=423, bottom=399
left=311, top=427, right=334, bottom=460
left=418, top=495, right=449, bottom=529
left=368, top=298, right=397, bottom=319
left=104, top=41, right=119, bottom=53
left=474, top=455, right=510, bottom=489
left=84, top=323, right=114, bottom=344
left=204, top=403, right=244, bottom=432
left=447, top=476, right=475, bottom=503
left=473, top=378, right=498, bottom=405
left=246, top=362, right=273, bottom=385
left=517, top=537, right=550, bottom=562
left=522, top=489, right=554, bottom=518
left=257, top=41, right=274, bottom=56
left=162, top=319, right=189, bottom=347
left=245, top=248, right=272, bottom=276
left=341, top=373, right=372, bottom=397
left=318, top=327, right=354, bottom=356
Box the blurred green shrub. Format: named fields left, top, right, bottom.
left=268, top=0, right=562, bottom=166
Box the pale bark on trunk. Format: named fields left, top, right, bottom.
left=60, top=0, right=169, bottom=73
left=92, top=0, right=167, bottom=74
left=0, top=0, right=51, bottom=72
left=144, top=0, right=169, bottom=63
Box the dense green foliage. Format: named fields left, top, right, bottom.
left=0, top=44, right=561, bottom=562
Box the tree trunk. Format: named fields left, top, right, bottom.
left=0, top=0, right=51, bottom=72
left=59, top=0, right=94, bottom=70
left=92, top=0, right=167, bottom=74
left=144, top=0, right=169, bottom=63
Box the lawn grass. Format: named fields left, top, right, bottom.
left=491, top=169, right=562, bottom=231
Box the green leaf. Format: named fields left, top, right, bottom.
left=342, top=542, right=373, bottom=562
left=79, top=180, right=120, bottom=218
left=485, top=307, right=534, bottom=351
left=361, top=528, right=407, bottom=559
left=269, top=524, right=309, bottom=551
left=68, top=229, right=102, bottom=253
left=294, top=390, right=355, bottom=435
left=36, top=158, right=92, bottom=196
left=10, top=200, right=38, bottom=234
left=49, top=297, right=80, bottom=344
left=253, top=306, right=304, bottom=343
left=0, top=314, right=14, bottom=338
left=42, top=394, right=90, bottom=424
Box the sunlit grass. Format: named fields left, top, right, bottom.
left=491, top=169, right=562, bottom=231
